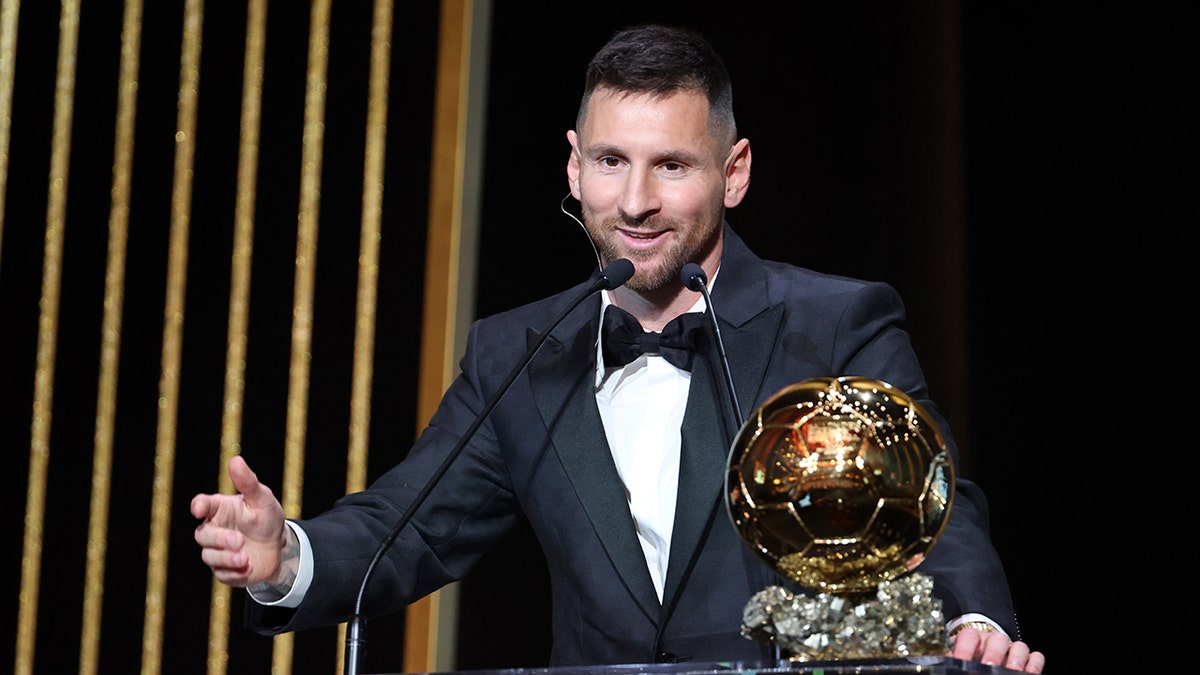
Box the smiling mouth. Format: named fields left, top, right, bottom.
left=620, top=229, right=667, bottom=241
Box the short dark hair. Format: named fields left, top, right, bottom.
left=576, top=24, right=736, bottom=145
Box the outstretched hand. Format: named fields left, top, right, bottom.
left=191, top=455, right=289, bottom=588
left=948, top=627, right=1045, bottom=673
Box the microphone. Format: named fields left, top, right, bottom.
left=344, top=258, right=634, bottom=675
left=680, top=263, right=743, bottom=432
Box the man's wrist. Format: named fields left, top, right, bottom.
left=247, top=523, right=300, bottom=602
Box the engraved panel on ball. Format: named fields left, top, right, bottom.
left=726, top=376, right=954, bottom=595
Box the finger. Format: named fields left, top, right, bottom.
left=194, top=520, right=245, bottom=551
left=207, top=559, right=254, bottom=587
left=191, top=492, right=236, bottom=523
left=190, top=493, right=212, bottom=520
left=947, top=629, right=982, bottom=661
left=200, top=545, right=249, bottom=574
left=191, top=493, right=242, bottom=529
left=1023, top=650, right=1046, bottom=674
left=978, top=633, right=1013, bottom=667
left=999, top=640, right=1038, bottom=674
left=212, top=571, right=250, bottom=587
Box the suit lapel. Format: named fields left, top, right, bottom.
left=660, top=355, right=726, bottom=610
left=527, top=307, right=662, bottom=620
left=659, top=226, right=785, bottom=618
left=711, top=225, right=786, bottom=413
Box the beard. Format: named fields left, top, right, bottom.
left=583, top=204, right=724, bottom=294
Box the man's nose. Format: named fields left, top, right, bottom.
left=617, top=168, right=661, bottom=221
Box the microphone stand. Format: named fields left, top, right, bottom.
left=344, top=258, right=634, bottom=675
left=680, top=263, right=743, bottom=428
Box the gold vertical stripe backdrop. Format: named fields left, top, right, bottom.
left=2, top=3, right=476, bottom=672
left=404, top=0, right=470, bottom=668
left=207, top=0, right=267, bottom=673
left=143, top=1, right=205, bottom=673
left=334, top=3, right=394, bottom=671
left=15, top=2, right=80, bottom=674
left=346, top=0, right=393, bottom=509
left=79, top=1, right=143, bottom=674
left=407, top=0, right=488, bottom=670
left=0, top=0, right=19, bottom=274
left=273, top=0, right=332, bottom=672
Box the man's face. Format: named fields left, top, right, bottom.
left=568, top=88, right=730, bottom=293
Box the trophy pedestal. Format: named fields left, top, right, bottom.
left=741, top=574, right=949, bottom=662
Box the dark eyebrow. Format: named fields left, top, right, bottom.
left=582, top=143, right=622, bottom=159
left=655, top=149, right=705, bottom=166
left=583, top=143, right=704, bottom=166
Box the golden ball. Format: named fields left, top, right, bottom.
left=726, top=376, right=954, bottom=594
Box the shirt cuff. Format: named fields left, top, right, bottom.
left=246, top=520, right=314, bottom=609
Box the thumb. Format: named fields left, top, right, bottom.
left=228, top=455, right=272, bottom=507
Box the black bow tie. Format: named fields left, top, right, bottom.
left=601, top=305, right=707, bottom=371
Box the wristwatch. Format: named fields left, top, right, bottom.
left=950, top=620, right=999, bottom=637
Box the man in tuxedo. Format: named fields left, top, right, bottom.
left=192, top=24, right=1045, bottom=673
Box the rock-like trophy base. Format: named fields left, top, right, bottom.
left=741, top=573, right=949, bottom=662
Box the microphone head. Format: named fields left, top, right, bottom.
left=601, top=258, right=635, bottom=290
left=681, top=262, right=707, bottom=292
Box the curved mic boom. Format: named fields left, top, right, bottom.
left=681, top=262, right=744, bottom=429
left=344, top=258, right=634, bottom=675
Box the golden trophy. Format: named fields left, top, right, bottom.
left=726, top=376, right=954, bottom=662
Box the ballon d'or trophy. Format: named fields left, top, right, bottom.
left=727, top=376, right=954, bottom=662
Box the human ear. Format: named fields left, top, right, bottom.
left=566, top=130, right=582, bottom=200
left=723, top=138, right=752, bottom=208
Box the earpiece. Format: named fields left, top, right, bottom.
left=560, top=192, right=602, bottom=271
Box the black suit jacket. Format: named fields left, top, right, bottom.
left=248, top=225, right=1018, bottom=665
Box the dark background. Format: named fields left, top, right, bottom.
left=467, top=3, right=1190, bottom=673
left=0, top=2, right=1188, bottom=673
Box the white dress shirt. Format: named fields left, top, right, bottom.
left=594, top=289, right=709, bottom=602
